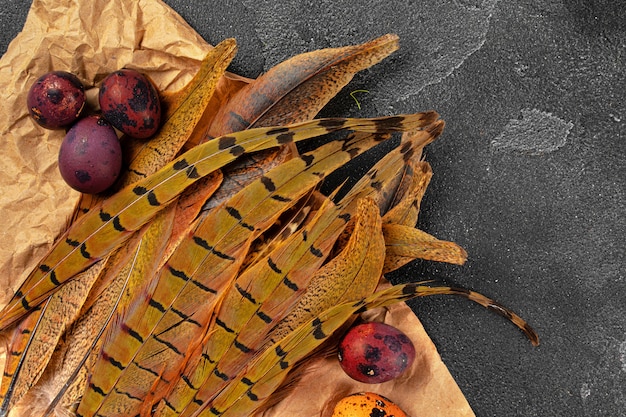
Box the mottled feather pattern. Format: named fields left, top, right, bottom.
left=125, top=39, right=238, bottom=185
left=0, top=304, right=46, bottom=415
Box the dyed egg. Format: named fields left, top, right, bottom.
left=331, top=392, right=407, bottom=417
left=27, top=71, right=85, bottom=129
left=338, top=322, right=415, bottom=384
left=58, top=116, right=122, bottom=194
left=99, top=69, right=161, bottom=138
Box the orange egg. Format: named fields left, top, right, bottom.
left=331, top=392, right=408, bottom=417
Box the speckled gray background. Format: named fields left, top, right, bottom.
left=2, top=1, right=625, bottom=416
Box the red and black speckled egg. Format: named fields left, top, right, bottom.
left=99, top=69, right=161, bottom=139
left=331, top=392, right=408, bottom=417
left=338, top=322, right=416, bottom=384
left=27, top=71, right=85, bottom=129
left=58, top=115, right=122, bottom=194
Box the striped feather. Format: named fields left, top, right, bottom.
left=153, top=197, right=346, bottom=417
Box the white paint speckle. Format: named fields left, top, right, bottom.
left=491, top=108, right=573, bottom=155
left=619, top=340, right=626, bottom=372
left=580, top=382, right=591, bottom=401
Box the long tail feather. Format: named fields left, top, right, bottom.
left=156, top=199, right=348, bottom=417
left=39, top=245, right=144, bottom=417
left=33, top=182, right=215, bottom=417
left=196, top=282, right=538, bottom=417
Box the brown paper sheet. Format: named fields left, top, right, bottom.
left=0, top=0, right=474, bottom=416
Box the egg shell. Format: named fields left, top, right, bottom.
left=331, top=392, right=408, bottom=417
left=99, top=69, right=161, bottom=138
left=27, top=71, right=85, bottom=129
left=338, top=321, right=416, bottom=384
left=58, top=116, right=122, bottom=194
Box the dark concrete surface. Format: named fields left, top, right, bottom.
left=2, top=1, right=625, bottom=416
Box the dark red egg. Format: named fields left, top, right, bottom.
left=338, top=322, right=416, bottom=384
left=99, top=69, right=161, bottom=139
left=58, top=116, right=122, bottom=194
left=27, top=71, right=85, bottom=129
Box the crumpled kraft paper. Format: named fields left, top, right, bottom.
left=0, top=0, right=212, bottom=306
left=0, top=0, right=474, bottom=416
